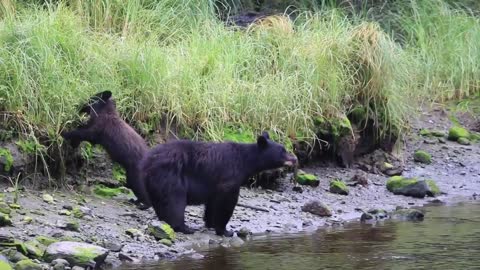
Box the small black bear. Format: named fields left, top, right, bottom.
left=61, top=91, right=151, bottom=208
left=141, top=131, right=297, bottom=237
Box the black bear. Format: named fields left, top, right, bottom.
left=61, top=91, right=151, bottom=208
left=141, top=131, right=297, bottom=237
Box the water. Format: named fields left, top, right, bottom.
left=121, top=201, right=480, bottom=270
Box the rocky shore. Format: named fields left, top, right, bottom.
left=1, top=106, right=479, bottom=270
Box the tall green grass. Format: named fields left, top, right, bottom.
left=0, top=0, right=478, bottom=180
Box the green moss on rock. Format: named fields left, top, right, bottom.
left=93, top=185, right=130, bottom=198
left=386, top=177, right=418, bottom=192
left=0, top=213, right=12, bottom=227
left=0, top=202, right=11, bottom=215
left=14, top=259, right=42, bottom=270
left=0, top=260, right=12, bottom=270
left=24, top=240, right=45, bottom=259
left=148, top=221, right=176, bottom=241
left=8, top=204, right=20, bottom=210
left=426, top=180, right=441, bottom=196
left=72, top=208, right=84, bottom=219
left=296, top=171, right=319, bottom=187
left=457, top=137, right=471, bottom=145
left=35, top=236, right=57, bottom=247
left=329, top=179, right=349, bottom=195
left=448, top=126, right=470, bottom=141
left=413, top=150, right=432, bottom=164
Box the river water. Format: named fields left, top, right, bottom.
left=120, top=201, right=480, bottom=270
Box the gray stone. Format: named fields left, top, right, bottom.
left=301, top=201, right=332, bottom=217
left=392, top=209, right=425, bottom=221
left=44, top=241, right=109, bottom=268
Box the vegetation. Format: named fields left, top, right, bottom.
left=0, top=0, right=479, bottom=181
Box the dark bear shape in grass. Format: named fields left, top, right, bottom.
left=61, top=91, right=151, bottom=208
left=141, top=132, right=297, bottom=237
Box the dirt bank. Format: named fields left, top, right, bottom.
left=1, top=105, right=479, bottom=269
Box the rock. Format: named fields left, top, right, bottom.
left=347, top=173, right=368, bottom=187
left=0, top=255, right=12, bottom=270
left=42, top=194, right=54, bottom=204
left=292, top=186, right=303, bottom=193
left=0, top=213, right=12, bottom=227
left=8, top=204, right=20, bottom=210
left=413, top=150, right=432, bottom=164
left=14, top=259, right=42, bottom=270
left=392, top=209, right=425, bottom=221
left=101, top=241, right=123, bottom=252
left=22, top=217, right=32, bottom=224
left=296, top=171, right=319, bottom=187
left=329, top=179, right=349, bottom=195
left=448, top=126, right=469, bottom=141
left=0, top=202, right=11, bottom=215
left=148, top=221, right=176, bottom=241
left=71, top=266, right=85, bottom=270
left=58, top=210, right=71, bottom=216
left=44, top=241, right=109, bottom=268
left=237, top=227, right=252, bottom=239
left=457, top=137, right=471, bottom=145
left=71, top=208, right=84, bottom=219
left=125, top=229, right=143, bottom=239
left=35, top=236, right=57, bottom=247
left=2, top=249, right=28, bottom=264
left=301, top=201, right=332, bottom=217
left=62, top=205, right=73, bottom=211
left=230, top=237, right=244, bottom=248
left=24, top=240, right=46, bottom=259
left=118, top=253, right=135, bottom=262
left=386, top=176, right=439, bottom=198
left=438, top=137, right=446, bottom=144
left=0, top=142, right=33, bottom=175
left=159, top=239, right=172, bottom=247
left=51, top=258, right=70, bottom=270
left=360, top=209, right=389, bottom=222
left=56, top=220, right=79, bottom=232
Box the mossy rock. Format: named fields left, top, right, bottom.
left=360, top=209, right=389, bottom=221
left=35, top=236, right=57, bottom=247
left=24, top=240, right=46, bottom=259
left=22, top=217, right=32, bottom=224
left=148, top=221, right=176, bottom=241
left=72, top=208, right=84, bottom=219
left=469, top=132, right=480, bottom=142
left=457, top=137, right=471, bottom=145
left=0, top=202, right=11, bottom=215
left=125, top=229, right=143, bottom=238
left=387, top=176, right=439, bottom=198
left=93, top=185, right=130, bottom=198
left=159, top=239, right=173, bottom=247
left=413, top=150, right=432, bottom=164
left=448, top=126, right=470, bottom=141
left=392, top=209, right=425, bottom=221
left=426, top=180, right=441, bottom=196
left=329, top=179, right=349, bottom=195
left=14, top=259, right=42, bottom=270
left=8, top=204, right=20, bottom=210
left=420, top=129, right=445, bottom=137
left=0, top=213, right=12, bottom=227
left=0, top=259, right=12, bottom=270
left=42, top=194, right=54, bottom=204
left=0, top=241, right=28, bottom=256
left=296, top=171, right=319, bottom=187
left=43, top=241, right=109, bottom=268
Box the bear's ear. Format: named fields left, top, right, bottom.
left=257, top=133, right=269, bottom=148
left=261, top=131, right=270, bottom=140
left=100, top=91, right=112, bottom=101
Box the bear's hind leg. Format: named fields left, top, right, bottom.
left=212, top=188, right=240, bottom=237
left=203, top=198, right=215, bottom=229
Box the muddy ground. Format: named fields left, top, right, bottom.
left=1, top=104, right=479, bottom=269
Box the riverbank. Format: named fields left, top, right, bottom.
left=0, top=104, right=479, bottom=269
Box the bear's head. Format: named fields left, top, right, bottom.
left=78, top=90, right=115, bottom=116
left=256, top=131, right=297, bottom=170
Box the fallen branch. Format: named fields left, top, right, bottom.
left=237, top=203, right=270, bottom=212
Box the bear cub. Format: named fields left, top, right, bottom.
left=61, top=91, right=151, bottom=208
left=141, top=131, right=297, bottom=237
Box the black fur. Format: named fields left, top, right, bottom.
left=141, top=131, right=297, bottom=237
left=61, top=91, right=151, bottom=208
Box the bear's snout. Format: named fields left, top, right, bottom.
left=283, top=154, right=297, bottom=166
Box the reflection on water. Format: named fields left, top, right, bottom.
left=120, top=201, right=480, bottom=270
